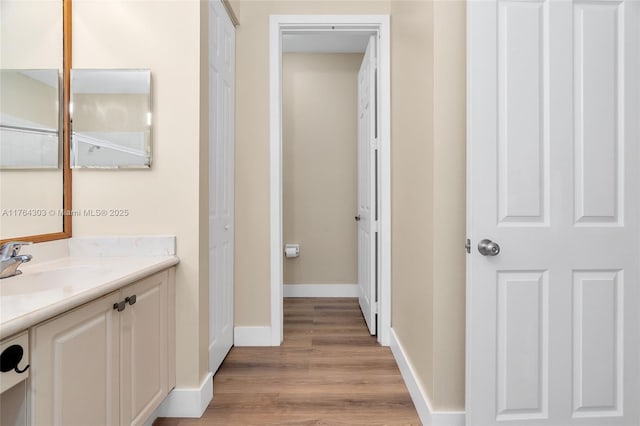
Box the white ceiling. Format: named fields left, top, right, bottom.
left=71, top=70, right=150, bottom=94
left=282, top=33, right=371, bottom=53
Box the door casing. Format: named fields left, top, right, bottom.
left=268, top=15, right=391, bottom=346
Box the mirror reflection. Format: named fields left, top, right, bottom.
left=71, top=69, right=152, bottom=168
left=1, top=69, right=60, bottom=168
left=0, top=0, right=65, bottom=240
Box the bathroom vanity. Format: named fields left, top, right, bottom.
left=0, top=239, right=179, bottom=426
left=1, top=2, right=182, bottom=423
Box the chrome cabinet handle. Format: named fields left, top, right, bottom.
left=478, top=239, right=500, bottom=256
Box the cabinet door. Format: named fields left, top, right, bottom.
left=120, top=271, right=168, bottom=426
left=1, top=381, right=27, bottom=426
left=30, top=292, right=121, bottom=426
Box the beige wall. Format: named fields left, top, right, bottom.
left=72, top=0, right=209, bottom=388
left=282, top=53, right=361, bottom=285
left=390, top=0, right=467, bottom=411
left=389, top=0, right=437, bottom=406
left=432, top=0, right=467, bottom=410
left=0, top=0, right=62, bottom=69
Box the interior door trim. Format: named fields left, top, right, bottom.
left=268, top=15, right=391, bottom=346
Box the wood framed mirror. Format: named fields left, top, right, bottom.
left=0, top=0, right=72, bottom=244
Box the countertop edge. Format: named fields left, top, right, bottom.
left=0, top=256, right=180, bottom=340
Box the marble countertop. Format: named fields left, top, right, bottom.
left=0, top=255, right=179, bottom=340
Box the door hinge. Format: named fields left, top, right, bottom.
left=373, top=302, right=379, bottom=314
left=465, top=238, right=471, bottom=254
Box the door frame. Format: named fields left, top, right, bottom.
left=465, top=0, right=480, bottom=416
left=268, top=14, right=391, bottom=346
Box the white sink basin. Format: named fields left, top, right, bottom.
left=0, top=265, right=101, bottom=296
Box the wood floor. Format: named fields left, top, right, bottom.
left=154, top=298, right=421, bottom=425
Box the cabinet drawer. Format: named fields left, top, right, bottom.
left=0, top=331, right=29, bottom=394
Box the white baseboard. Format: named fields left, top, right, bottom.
left=149, top=372, right=213, bottom=421
left=234, top=326, right=273, bottom=346
left=389, top=329, right=465, bottom=426
left=283, top=283, right=359, bottom=297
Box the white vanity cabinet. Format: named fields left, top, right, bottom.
left=28, top=268, right=175, bottom=426
left=29, top=291, right=121, bottom=425
left=119, top=268, right=175, bottom=426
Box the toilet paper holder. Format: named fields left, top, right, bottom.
left=284, top=244, right=300, bottom=258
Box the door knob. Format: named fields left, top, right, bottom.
left=354, top=215, right=361, bottom=222
left=224, top=224, right=230, bottom=230
left=478, top=239, right=500, bottom=256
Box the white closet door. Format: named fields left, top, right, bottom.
left=209, top=0, right=235, bottom=374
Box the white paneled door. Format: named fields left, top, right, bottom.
left=357, top=35, right=377, bottom=336
left=209, top=0, right=235, bottom=374
left=467, top=0, right=640, bottom=425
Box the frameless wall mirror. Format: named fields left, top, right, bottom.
left=71, top=69, right=152, bottom=168
left=0, top=0, right=71, bottom=243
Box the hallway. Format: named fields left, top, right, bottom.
left=155, top=298, right=420, bottom=425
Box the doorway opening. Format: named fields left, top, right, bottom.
left=269, top=15, right=391, bottom=346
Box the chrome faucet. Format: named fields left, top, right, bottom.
left=0, top=241, right=33, bottom=279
